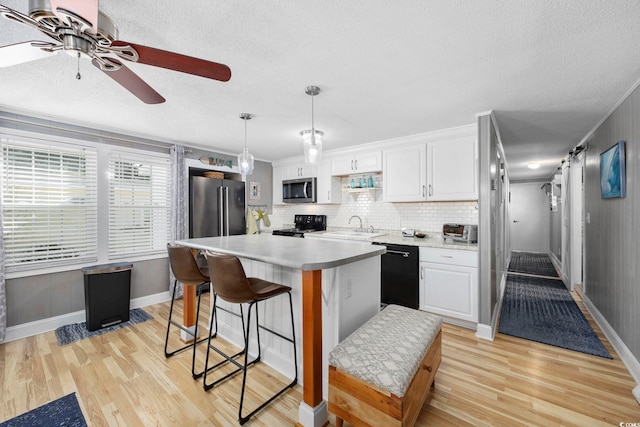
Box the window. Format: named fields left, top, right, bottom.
left=1, top=138, right=98, bottom=271
left=108, top=150, right=171, bottom=258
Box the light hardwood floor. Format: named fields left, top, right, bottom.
left=1, top=291, right=638, bottom=426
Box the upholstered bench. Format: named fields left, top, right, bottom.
left=328, top=304, right=442, bottom=427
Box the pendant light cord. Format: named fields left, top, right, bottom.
left=310, top=92, right=316, bottom=145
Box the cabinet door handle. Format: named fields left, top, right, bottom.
left=441, top=255, right=453, bottom=259
left=420, top=266, right=424, bottom=279
left=429, top=184, right=433, bottom=196
left=355, top=159, right=358, bottom=170
left=351, top=160, right=354, bottom=171
left=422, top=185, right=426, bottom=197
left=328, top=191, right=331, bottom=200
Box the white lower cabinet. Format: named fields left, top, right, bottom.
left=419, top=247, right=478, bottom=322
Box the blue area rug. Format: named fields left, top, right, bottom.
left=499, top=274, right=612, bottom=359
left=508, top=251, right=559, bottom=277
left=0, top=393, right=87, bottom=427
left=55, top=308, right=153, bottom=346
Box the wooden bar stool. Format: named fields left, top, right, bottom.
left=203, top=252, right=298, bottom=425
left=166, top=244, right=215, bottom=379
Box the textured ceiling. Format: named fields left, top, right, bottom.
left=1, top=1, right=640, bottom=181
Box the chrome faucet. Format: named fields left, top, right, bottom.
left=349, top=215, right=363, bottom=232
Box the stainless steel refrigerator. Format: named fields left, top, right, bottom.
left=189, top=176, right=246, bottom=238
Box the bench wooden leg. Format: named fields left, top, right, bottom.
left=336, top=418, right=343, bottom=427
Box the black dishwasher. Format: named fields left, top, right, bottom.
left=372, top=242, right=419, bottom=309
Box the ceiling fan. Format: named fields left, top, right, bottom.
left=0, top=0, right=231, bottom=104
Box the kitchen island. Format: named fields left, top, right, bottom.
left=175, top=234, right=385, bottom=427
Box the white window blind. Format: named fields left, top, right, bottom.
left=108, top=150, right=171, bottom=258
left=1, top=138, right=98, bottom=271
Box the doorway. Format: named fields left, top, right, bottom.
left=509, top=182, right=550, bottom=253
left=570, top=154, right=585, bottom=293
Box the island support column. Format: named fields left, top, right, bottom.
left=297, top=269, right=328, bottom=427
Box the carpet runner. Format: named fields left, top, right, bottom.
left=508, top=251, right=559, bottom=277
left=498, top=274, right=611, bottom=359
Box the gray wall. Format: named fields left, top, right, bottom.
left=583, top=84, right=640, bottom=360
left=6, top=259, right=169, bottom=327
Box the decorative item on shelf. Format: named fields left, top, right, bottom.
left=204, top=171, right=224, bottom=179
left=350, top=178, right=355, bottom=188
left=301, top=85, right=323, bottom=164
left=368, top=175, right=374, bottom=188
left=237, top=113, right=254, bottom=175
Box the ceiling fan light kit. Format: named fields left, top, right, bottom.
left=302, top=85, right=323, bottom=164
left=0, top=0, right=231, bottom=103
left=238, top=113, right=255, bottom=176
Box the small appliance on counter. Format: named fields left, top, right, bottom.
left=271, top=214, right=327, bottom=237
left=443, top=223, right=478, bottom=243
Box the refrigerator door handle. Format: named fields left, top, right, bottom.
left=218, top=186, right=224, bottom=236
left=224, top=186, right=230, bottom=235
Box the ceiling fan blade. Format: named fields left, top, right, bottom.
left=112, top=41, right=231, bottom=82
left=92, top=58, right=165, bottom=104
left=50, top=0, right=98, bottom=34
left=0, top=41, right=59, bottom=67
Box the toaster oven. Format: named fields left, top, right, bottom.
left=443, top=223, right=478, bottom=243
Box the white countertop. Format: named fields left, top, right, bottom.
left=175, top=234, right=386, bottom=270
left=304, top=230, right=479, bottom=251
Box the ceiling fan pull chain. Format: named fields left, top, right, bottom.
left=76, top=52, right=81, bottom=80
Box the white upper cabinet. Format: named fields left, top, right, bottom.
left=331, top=150, right=382, bottom=176
left=383, top=143, right=427, bottom=202
left=283, top=163, right=317, bottom=180
left=426, top=136, right=478, bottom=201
left=316, top=159, right=342, bottom=204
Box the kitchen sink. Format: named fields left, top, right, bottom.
left=321, top=231, right=387, bottom=239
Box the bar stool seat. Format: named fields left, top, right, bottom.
left=166, top=244, right=216, bottom=379
left=203, top=252, right=298, bottom=425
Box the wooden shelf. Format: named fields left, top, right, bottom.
left=342, top=187, right=381, bottom=193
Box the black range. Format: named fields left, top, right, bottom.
left=271, top=214, right=327, bottom=238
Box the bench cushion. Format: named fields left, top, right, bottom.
left=329, top=304, right=442, bottom=398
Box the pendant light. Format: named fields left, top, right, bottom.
left=301, top=85, right=323, bottom=164
left=237, top=113, right=254, bottom=175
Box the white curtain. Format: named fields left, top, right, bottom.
left=0, top=191, right=6, bottom=342
left=169, top=145, right=187, bottom=298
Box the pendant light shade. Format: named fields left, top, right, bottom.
left=237, top=113, right=254, bottom=175
left=301, top=86, right=323, bottom=164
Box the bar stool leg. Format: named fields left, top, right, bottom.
left=164, top=281, right=210, bottom=361
left=202, top=298, right=249, bottom=391
left=238, top=292, right=298, bottom=425
left=192, top=283, right=217, bottom=379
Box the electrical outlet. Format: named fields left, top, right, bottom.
left=345, top=279, right=352, bottom=299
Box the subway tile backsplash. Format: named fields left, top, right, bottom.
left=267, top=177, right=478, bottom=233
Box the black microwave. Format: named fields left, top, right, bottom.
left=283, top=177, right=317, bottom=203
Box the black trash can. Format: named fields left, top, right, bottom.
left=81, top=262, right=133, bottom=331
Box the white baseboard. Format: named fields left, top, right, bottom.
left=3, top=291, right=172, bottom=343
left=582, top=294, right=640, bottom=385
left=475, top=323, right=494, bottom=341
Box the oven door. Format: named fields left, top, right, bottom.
left=283, top=177, right=317, bottom=203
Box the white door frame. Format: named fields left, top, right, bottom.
left=570, top=153, right=585, bottom=292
